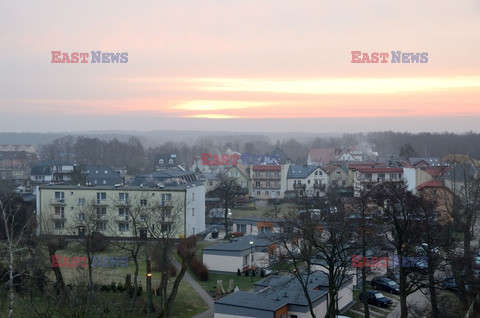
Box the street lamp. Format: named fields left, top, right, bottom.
left=250, top=241, right=254, bottom=282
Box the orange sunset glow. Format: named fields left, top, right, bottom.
left=1, top=1, right=479, bottom=132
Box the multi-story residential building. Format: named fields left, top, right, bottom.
left=250, top=165, right=287, bottom=200
left=287, top=164, right=329, bottom=197
left=0, top=151, right=31, bottom=187
left=0, top=145, right=36, bottom=153
left=352, top=166, right=404, bottom=197
left=30, top=161, right=76, bottom=184
left=36, top=182, right=205, bottom=239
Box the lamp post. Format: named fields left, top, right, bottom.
left=250, top=241, right=254, bottom=282
left=146, top=258, right=152, bottom=318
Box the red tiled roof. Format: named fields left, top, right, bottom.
left=416, top=179, right=445, bottom=191
left=308, top=148, right=337, bottom=164
left=252, top=165, right=281, bottom=171
left=422, top=166, right=450, bottom=177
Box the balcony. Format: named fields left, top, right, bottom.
left=95, top=199, right=108, bottom=206
left=115, top=200, right=131, bottom=206
left=116, top=215, right=130, bottom=222
left=294, top=184, right=306, bottom=190
left=50, top=198, right=66, bottom=206
left=51, top=214, right=66, bottom=221
left=314, top=184, right=326, bottom=191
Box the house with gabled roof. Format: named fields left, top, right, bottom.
left=287, top=164, right=329, bottom=197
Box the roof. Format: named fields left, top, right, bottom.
left=287, top=164, right=320, bottom=179
left=203, top=235, right=274, bottom=252
left=132, top=167, right=200, bottom=186
left=217, top=272, right=329, bottom=312
left=348, top=163, right=384, bottom=170
left=409, top=157, right=443, bottom=167
left=308, top=148, right=337, bottom=164
left=416, top=180, right=446, bottom=191
left=356, top=167, right=403, bottom=173
left=84, top=165, right=123, bottom=186
left=252, top=165, right=281, bottom=171
left=225, top=165, right=250, bottom=179
left=0, top=151, right=28, bottom=160
left=421, top=166, right=450, bottom=177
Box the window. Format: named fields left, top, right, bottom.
left=158, top=159, right=164, bottom=165
left=97, top=222, right=106, bottom=231
left=266, top=180, right=270, bottom=187
left=365, top=173, right=372, bottom=181
left=256, top=191, right=260, bottom=195
left=237, top=224, right=246, bottom=233
left=55, top=221, right=65, bottom=229
left=192, top=192, right=195, bottom=202
left=192, top=227, right=195, bottom=235
left=55, top=191, right=65, bottom=201
left=315, top=171, right=318, bottom=175
left=161, top=193, right=171, bottom=204
left=97, top=207, right=106, bottom=218
left=308, top=180, right=311, bottom=184
left=274, top=171, right=279, bottom=178
left=243, top=255, right=249, bottom=266
left=119, top=223, right=129, bottom=232
left=119, top=207, right=129, bottom=216
left=55, top=206, right=64, bottom=215
left=118, top=192, right=129, bottom=201
left=277, top=191, right=280, bottom=195
left=96, top=192, right=106, bottom=203
left=78, top=198, right=85, bottom=205
left=161, top=223, right=171, bottom=232
left=236, top=171, right=239, bottom=176
left=228, top=171, right=232, bottom=176
left=78, top=213, right=85, bottom=220
left=140, top=199, right=148, bottom=206
left=265, top=191, right=269, bottom=195
left=255, top=181, right=261, bottom=187
left=168, top=158, right=174, bottom=164
left=192, top=208, right=195, bottom=216
left=255, top=171, right=260, bottom=178
left=266, top=171, right=270, bottom=178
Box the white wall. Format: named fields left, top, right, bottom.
left=403, top=167, right=416, bottom=192
left=185, top=184, right=206, bottom=237
left=203, top=254, right=244, bottom=273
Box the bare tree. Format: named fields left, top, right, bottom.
left=0, top=196, right=33, bottom=318
left=211, top=175, right=242, bottom=238
left=143, top=196, right=193, bottom=317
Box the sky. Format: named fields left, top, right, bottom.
left=1, top=0, right=479, bottom=133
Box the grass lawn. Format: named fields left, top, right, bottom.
left=196, top=272, right=263, bottom=295
left=0, top=241, right=208, bottom=318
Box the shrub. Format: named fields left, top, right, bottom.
left=244, top=270, right=249, bottom=277
left=190, top=257, right=209, bottom=281
left=117, top=282, right=125, bottom=293
left=86, top=232, right=110, bottom=252
left=125, top=274, right=132, bottom=290
left=110, top=281, right=117, bottom=293
left=237, top=268, right=241, bottom=276
left=260, top=269, right=265, bottom=277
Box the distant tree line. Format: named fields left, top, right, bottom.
left=38, top=132, right=480, bottom=174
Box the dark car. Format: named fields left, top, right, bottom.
left=371, top=276, right=400, bottom=294
left=359, top=290, right=393, bottom=307
left=442, top=277, right=458, bottom=292
left=413, top=259, right=428, bottom=272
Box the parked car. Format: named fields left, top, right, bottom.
left=442, top=277, right=459, bottom=292
left=359, top=290, right=393, bottom=307
left=413, top=259, right=428, bottom=272
left=386, top=271, right=400, bottom=283
left=371, top=276, right=400, bottom=294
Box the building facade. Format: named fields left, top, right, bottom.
left=36, top=183, right=205, bottom=238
